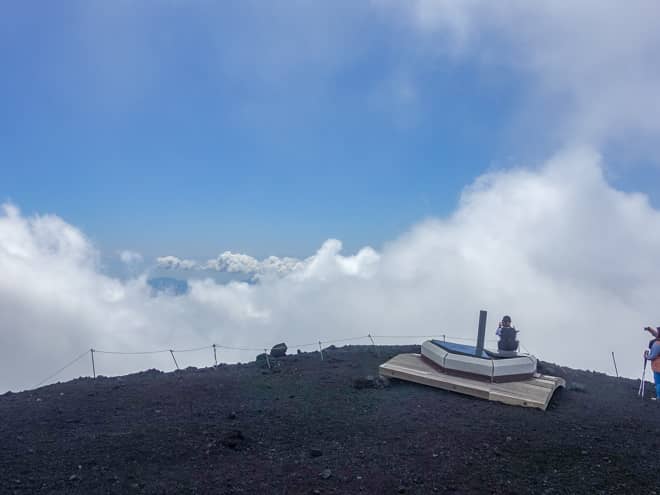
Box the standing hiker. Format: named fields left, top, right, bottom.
left=644, top=334, right=660, bottom=401
left=644, top=326, right=659, bottom=354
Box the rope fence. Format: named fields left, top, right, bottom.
left=33, top=332, right=503, bottom=390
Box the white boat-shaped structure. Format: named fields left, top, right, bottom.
left=379, top=311, right=565, bottom=410
left=420, top=340, right=537, bottom=383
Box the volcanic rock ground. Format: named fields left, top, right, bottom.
left=2, top=345, right=660, bottom=495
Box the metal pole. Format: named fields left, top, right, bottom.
left=90, top=349, right=96, bottom=379
left=318, top=341, right=324, bottom=361
left=476, top=310, right=487, bottom=355
left=264, top=349, right=271, bottom=369
left=170, top=350, right=180, bottom=370
left=213, top=344, right=218, bottom=366
left=611, top=351, right=619, bottom=378
left=639, top=358, right=647, bottom=397
left=368, top=334, right=379, bottom=355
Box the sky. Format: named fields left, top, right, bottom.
left=2, top=1, right=660, bottom=392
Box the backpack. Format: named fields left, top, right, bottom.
left=498, top=327, right=519, bottom=352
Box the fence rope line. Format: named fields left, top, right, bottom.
left=216, top=344, right=264, bottom=352
left=94, top=349, right=171, bottom=355
left=287, top=342, right=321, bottom=349
left=93, top=334, right=494, bottom=356
left=321, top=335, right=370, bottom=345
left=34, top=350, right=91, bottom=388
left=32, top=333, right=505, bottom=389
left=95, top=345, right=215, bottom=355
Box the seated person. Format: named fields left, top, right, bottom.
left=496, top=315, right=519, bottom=352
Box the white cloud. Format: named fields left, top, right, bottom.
left=377, top=0, right=660, bottom=149
left=119, top=250, right=143, bottom=264
left=156, top=255, right=198, bottom=270
left=2, top=148, right=660, bottom=392
left=158, top=242, right=380, bottom=282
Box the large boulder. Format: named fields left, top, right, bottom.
left=255, top=353, right=269, bottom=368
left=270, top=342, right=288, bottom=358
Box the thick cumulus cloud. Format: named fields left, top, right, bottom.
left=378, top=0, right=660, bottom=149
left=2, top=148, right=659, bottom=392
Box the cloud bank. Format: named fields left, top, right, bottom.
left=379, top=0, right=660, bottom=150
left=2, top=147, right=659, bottom=392
left=157, top=243, right=380, bottom=281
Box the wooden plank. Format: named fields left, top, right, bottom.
left=379, top=353, right=565, bottom=411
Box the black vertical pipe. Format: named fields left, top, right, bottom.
left=476, top=310, right=487, bottom=355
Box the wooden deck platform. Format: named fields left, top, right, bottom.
left=379, top=353, right=565, bottom=411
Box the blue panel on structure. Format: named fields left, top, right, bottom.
left=430, top=340, right=490, bottom=359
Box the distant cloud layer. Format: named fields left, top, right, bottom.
left=157, top=243, right=379, bottom=281
left=2, top=148, right=660, bottom=392
left=119, top=250, right=143, bottom=264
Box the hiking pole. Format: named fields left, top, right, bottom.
left=638, top=358, right=647, bottom=398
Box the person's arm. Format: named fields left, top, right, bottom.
left=644, top=326, right=659, bottom=337
left=646, top=343, right=660, bottom=360
left=495, top=326, right=502, bottom=336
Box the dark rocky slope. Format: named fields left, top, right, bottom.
left=1, top=345, right=659, bottom=495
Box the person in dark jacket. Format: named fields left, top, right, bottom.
left=496, top=315, right=519, bottom=352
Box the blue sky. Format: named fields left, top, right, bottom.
left=4, top=1, right=660, bottom=389
left=2, top=1, right=659, bottom=265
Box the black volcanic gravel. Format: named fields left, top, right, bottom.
left=1, top=345, right=660, bottom=494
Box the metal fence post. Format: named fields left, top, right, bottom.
left=170, top=350, right=180, bottom=370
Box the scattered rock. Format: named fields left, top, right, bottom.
left=227, top=412, right=237, bottom=420
left=310, top=448, right=323, bottom=458
left=270, top=342, right=288, bottom=358
left=353, top=375, right=390, bottom=390
left=320, top=469, right=332, bottom=480
left=537, top=362, right=565, bottom=377
left=221, top=430, right=246, bottom=450
left=568, top=382, right=587, bottom=393
left=353, top=376, right=377, bottom=389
